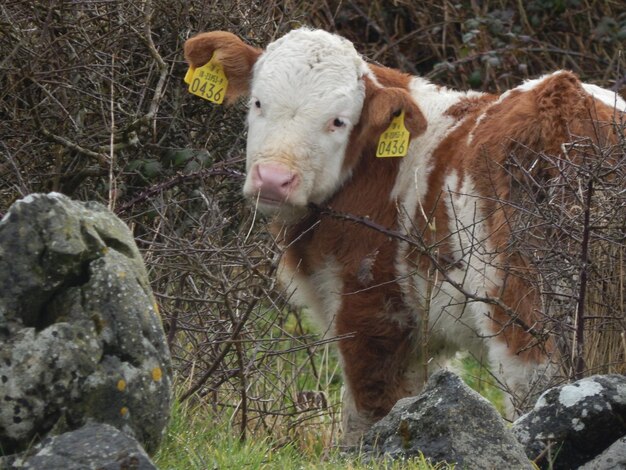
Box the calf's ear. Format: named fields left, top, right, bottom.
left=184, top=31, right=263, bottom=103
left=362, top=86, right=427, bottom=140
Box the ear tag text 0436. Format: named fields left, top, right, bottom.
left=376, top=109, right=410, bottom=158
left=186, top=56, right=228, bottom=105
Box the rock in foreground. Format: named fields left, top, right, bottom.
left=361, top=370, right=531, bottom=469
left=513, top=374, right=626, bottom=469
left=11, top=422, right=157, bottom=469
left=0, top=193, right=172, bottom=455
left=578, top=435, right=626, bottom=470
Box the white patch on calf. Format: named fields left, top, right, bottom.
left=392, top=78, right=476, bottom=319
left=409, top=77, right=484, bottom=118
left=278, top=254, right=343, bottom=336
left=487, top=338, right=556, bottom=416
left=392, top=77, right=483, bottom=205
left=581, top=83, right=626, bottom=112
left=426, top=172, right=499, bottom=357
left=500, top=70, right=570, bottom=98
left=443, top=174, right=500, bottom=304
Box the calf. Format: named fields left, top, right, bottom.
left=184, top=28, right=626, bottom=443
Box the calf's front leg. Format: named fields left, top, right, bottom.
left=335, top=299, right=418, bottom=444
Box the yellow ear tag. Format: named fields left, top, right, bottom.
left=184, top=66, right=195, bottom=85
left=187, top=56, right=228, bottom=105
left=376, top=110, right=410, bottom=158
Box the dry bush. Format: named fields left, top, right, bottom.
left=0, top=0, right=342, bottom=443
left=289, top=0, right=626, bottom=92
left=1, top=0, right=625, bottom=444
left=507, top=119, right=626, bottom=379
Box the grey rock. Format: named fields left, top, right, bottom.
left=0, top=193, right=172, bottom=456
left=361, top=370, right=532, bottom=469
left=12, top=422, right=156, bottom=469
left=512, top=374, right=626, bottom=470
left=578, top=435, right=626, bottom=470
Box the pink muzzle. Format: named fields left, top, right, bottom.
left=249, top=163, right=300, bottom=204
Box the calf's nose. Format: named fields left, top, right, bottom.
left=251, top=163, right=299, bottom=202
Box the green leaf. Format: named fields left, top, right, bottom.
left=126, top=159, right=145, bottom=172
left=468, top=70, right=483, bottom=88
left=142, top=159, right=163, bottom=179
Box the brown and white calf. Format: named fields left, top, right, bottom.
left=184, top=29, right=626, bottom=443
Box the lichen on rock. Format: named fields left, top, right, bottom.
left=513, top=374, right=626, bottom=469
left=0, top=193, right=172, bottom=456
left=360, top=370, right=532, bottom=469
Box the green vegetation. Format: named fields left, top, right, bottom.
left=154, top=315, right=506, bottom=469
left=456, top=354, right=506, bottom=414
left=155, top=397, right=454, bottom=470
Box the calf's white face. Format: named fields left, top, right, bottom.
left=241, top=29, right=368, bottom=220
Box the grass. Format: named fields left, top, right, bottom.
left=154, top=308, right=505, bottom=469
left=455, top=353, right=506, bottom=414
left=153, top=305, right=508, bottom=469
left=154, top=397, right=454, bottom=469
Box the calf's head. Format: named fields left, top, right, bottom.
left=185, top=29, right=427, bottom=221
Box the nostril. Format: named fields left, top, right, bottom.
left=281, top=174, right=296, bottom=188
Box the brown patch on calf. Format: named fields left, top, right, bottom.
left=277, top=64, right=423, bottom=418
left=493, top=253, right=550, bottom=364
left=184, top=31, right=262, bottom=103
left=412, top=99, right=494, bottom=273
left=445, top=94, right=497, bottom=120
left=280, top=169, right=414, bottom=418
left=337, top=279, right=416, bottom=419
left=368, top=63, right=412, bottom=89
left=365, top=86, right=428, bottom=137
left=343, top=75, right=427, bottom=173
left=463, top=71, right=623, bottom=363
left=535, top=72, right=624, bottom=155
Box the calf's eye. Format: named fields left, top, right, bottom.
left=255, top=99, right=261, bottom=109
left=326, top=117, right=350, bottom=132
